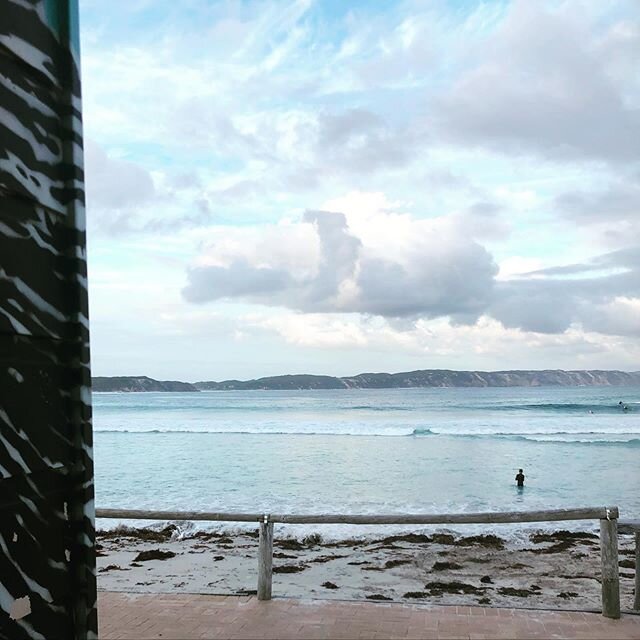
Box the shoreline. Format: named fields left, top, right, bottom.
left=96, top=525, right=637, bottom=611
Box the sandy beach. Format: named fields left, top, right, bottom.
left=96, top=526, right=637, bottom=611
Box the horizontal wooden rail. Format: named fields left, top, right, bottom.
left=95, top=506, right=623, bottom=618
left=96, top=506, right=617, bottom=524
left=269, top=507, right=617, bottom=525
left=96, top=509, right=263, bottom=522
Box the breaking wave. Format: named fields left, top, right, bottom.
left=94, top=425, right=640, bottom=444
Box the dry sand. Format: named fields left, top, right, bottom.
left=96, top=526, right=637, bottom=611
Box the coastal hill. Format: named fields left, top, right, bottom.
left=92, top=376, right=199, bottom=392
left=196, top=369, right=640, bottom=390
left=92, top=369, right=640, bottom=392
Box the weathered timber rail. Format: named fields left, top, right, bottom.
left=96, top=506, right=626, bottom=618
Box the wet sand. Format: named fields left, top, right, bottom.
left=96, top=526, right=637, bottom=611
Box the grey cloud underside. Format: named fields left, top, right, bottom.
left=314, top=108, right=423, bottom=174
left=85, top=141, right=220, bottom=234
left=555, top=176, right=640, bottom=245
left=184, top=213, right=640, bottom=336
left=85, top=139, right=154, bottom=210
left=434, top=3, right=640, bottom=164
left=183, top=209, right=498, bottom=319
left=524, top=246, right=640, bottom=278
left=491, top=247, right=640, bottom=335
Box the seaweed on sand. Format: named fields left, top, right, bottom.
left=385, top=558, right=412, bottom=569
left=276, top=539, right=305, bottom=551
left=432, top=561, right=463, bottom=571
left=273, top=564, right=309, bottom=573
left=530, top=531, right=597, bottom=543
left=311, top=554, right=348, bottom=564
left=455, top=535, right=504, bottom=550
left=497, top=587, right=537, bottom=597
left=381, top=534, right=433, bottom=545
left=133, top=549, right=176, bottom=562
left=425, top=581, right=485, bottom=595
left=98, top=525, right=179, bottom=542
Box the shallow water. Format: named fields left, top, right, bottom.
left=93, top=386, right=640, bottom=535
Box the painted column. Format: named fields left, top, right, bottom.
left=0, top=1, right=96, bottom=638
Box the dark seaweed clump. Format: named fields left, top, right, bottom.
left=425, top=581, right=485, bottom=595
left=381, top=533, right=433, bottom=545
left=385, top=559, right=412, bottom=569
left=276, top=539, right=305, bottom=551
left=498, top=586, right=538, bottom=597
left=311, top=554, right=347, bottom=564
left=133, top=549, right=176, bottom=562
left=432, top=561, right=463, bottom=571
left=273, top=564, right=308, bottom=574
left=98, top=564, right=127, bottom=572
left=98, top=525, right=179, bottom=542
left=456, top=535, right=504, bottom=550
left=530, top=531, right=597, bottom=543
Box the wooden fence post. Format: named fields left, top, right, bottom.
left=635, top=531, right=640, bottom=611
left=600, top=515, right=620, bottom=619
left=257, top=515, right=273, bottom=601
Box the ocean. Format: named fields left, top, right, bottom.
left=93, top=386, right=640, bottom=538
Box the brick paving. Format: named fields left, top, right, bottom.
left=98, top=591, right=640, bottom=639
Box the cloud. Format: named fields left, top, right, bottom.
left=184, top=259, right=293, bottom=302
left=84, top=140, right=225, bottom=234
left=490, top=246, right=640, bottom=335
left=82, top=0, right=640, bottom=377
left=554, top=174, right=640, bottom=248
left=314, top=108, right=422, bottom=174
left=523, top=246, right=640, bottom=277
left=244, top=312, right=640, bottom=370
left=184, top=202, right=640, bottom=339
left=85, top=139, right=155, bottom=211
left=183, top=197, right=499, bottom=320
left=556, top=175, right=640, bottom=222
left=435, top=1, right=640, bottom=164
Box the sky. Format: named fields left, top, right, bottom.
left=79, top=0, right=640, bottom=382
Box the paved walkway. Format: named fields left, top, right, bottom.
left=98, top=592, right=640, bottom=639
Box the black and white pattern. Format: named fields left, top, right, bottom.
left=1, top=1, right=96, bottom=638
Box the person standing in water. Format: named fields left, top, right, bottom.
left=515, top=469, right=525, bottom=487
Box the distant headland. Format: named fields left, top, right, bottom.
left=92, top=369, right=640, bottom=392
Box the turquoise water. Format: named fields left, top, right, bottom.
left=93, top=387, right=640, bottom=535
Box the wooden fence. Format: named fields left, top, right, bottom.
left=96, top=507, right=631, bottom=619
left=618, top=520, right=640, bottom=612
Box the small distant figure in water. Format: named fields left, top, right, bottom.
left=515, top=469, right=525, bottom=488
left=619, top=401, right=630, bottom=412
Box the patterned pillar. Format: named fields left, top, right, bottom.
left=0, top=1, right=97, bottom=638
